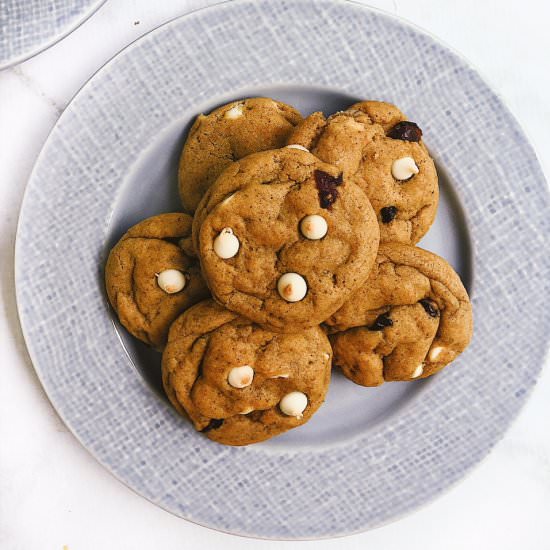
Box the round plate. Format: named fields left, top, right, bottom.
left=0, top=0, right=105, bottom=69
left=15, top=0, right=550, bottom=540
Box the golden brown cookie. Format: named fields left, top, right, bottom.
left=287, top=100, right=438, bottom=244
left=162, top=300, right=332, bottom=446
left=179, top=97, right=303, bottom=212
left=325, top=243, right=472, bottom=386
left=105, top=213, right=209, bottom=350
left=192, top=147, right=380, bottom=332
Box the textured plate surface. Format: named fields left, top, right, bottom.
left=15, top=0, right=550, bottom=539
left=0, top=0, right=105, bottom=69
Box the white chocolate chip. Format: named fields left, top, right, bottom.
left=391, top=156, right=419, bottom=181
left=156, top=269, right=186, bottom=294
left=428, top=346, right=444, bottom=362
left=213, top=228, right=240, bottom=259
left=270, top=373, right=289, bottom=379
left=227, top=365, right=254, bottom=388
left=411, top=364, right=424, bottom=379
left=279, top=391, right=308, bottom=418
left=323, top=352, right=331, bottom=361
left=239, top=407, right=254, bottom=415
left=285, top=144, right=309, bottom=152
left=225, top=103, right=244, bottom=119
left=221, top=193, right=235, bottom=206
left=277, top=273, right=307, bottom=302
left=300, top=214, right=328, bottom=240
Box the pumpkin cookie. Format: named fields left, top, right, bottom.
left=193, top=147, right=380, bottom=332
left=287, top=100, right=438, bottom=244
left=179, top=97, right=303, bottom=212
left=326, top=243, right=472, bottom=386
left=162, top=300, right=332, bottom=446
left=105, top=213, right=209, bottom=349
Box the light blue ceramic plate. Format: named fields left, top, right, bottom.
left=15, top=0, right=550, bottom=539
left=0, top=0, right=105, bottom=69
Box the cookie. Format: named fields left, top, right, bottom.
left=105, top=213, right=209, bottom=350
left=192, top=147, right=380, bottom=332
left=287, top=100, right=439, bottom=244
left=179, top=97, right=303, bottom=212
left=325, top=243, right=473, bottom=386
left=162, top=300, right=332, bottom=446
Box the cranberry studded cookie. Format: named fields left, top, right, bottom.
left=105, top=213, right=209, bottom=349
left=287, top=100, right=438, bottom=244
left=325, top=243, right=473, bottom=386
left=162, top=300, right=332, bottom=446
left=179, top=97, right=303, bottom=212
left=192, top=147, right=380, bottom=332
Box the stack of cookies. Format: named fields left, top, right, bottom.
left=105, top=98, right=473, bottom=446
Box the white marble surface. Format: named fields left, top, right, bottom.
left=1, top=0, right=550, bottom=548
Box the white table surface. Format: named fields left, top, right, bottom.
left=1, top=1, right=550, bottom=548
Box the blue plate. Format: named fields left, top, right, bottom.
left=15, top=0, right=550, bottom=539
left=0, top=0, right=105, bottom=69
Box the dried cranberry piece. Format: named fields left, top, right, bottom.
left=387, top=121, right=423, bottom=142
left=201, top=418, right=224, bottom=432
left=314, top=170, right=343, bottom=210
left=368, top=313, right=393, bottom=331
left=380, top=206, right=398, bottom=223
left=419, top=299, right=439, bottom=318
